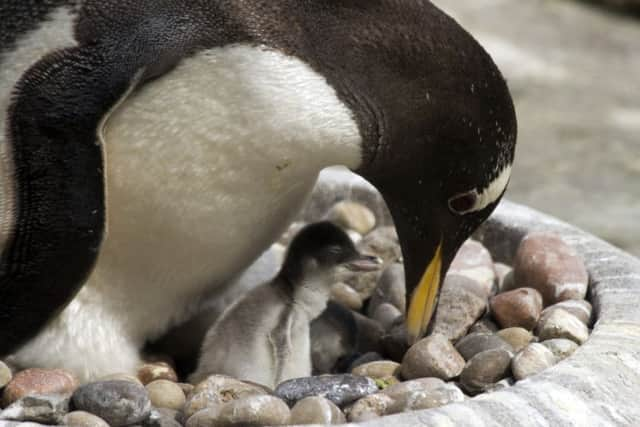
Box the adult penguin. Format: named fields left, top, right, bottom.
left=0, top=0, right=516, bottom=381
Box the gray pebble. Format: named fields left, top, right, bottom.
left=512, top=343, right=557, bottom=380
left=72, top=381, right=151, bottom=427
left=367, top=263, right=406, bottom=316
left=460, top=349, right=513, bottom=394
left=216, top=395, right=290, bottom=426
left=400, top=333, right=465, bottom=381
left=145, top=380, right=185, bottom=411
left=431, top=275, right=487, bottom=341
left=455, top=332, right=514, bottom=361
left=183, top=375, right=266, bottom=419
left=542, top=338, right=579, bottom=360
left=346, top=393, right=394, bottom=422
left=541, top=300, right=593, bottom=326
left=497, top=327, right=535, bottom=352
left=275, top=374, right=377, bottom=407
left=537, top=308, right=590, bottom=344
left=290, top=396, right=345, bottom=424
left=0, top=393, right=70, bottom=424
left=351, top=361, right=401, bottom=379
left=142, top=408, right=182, bottom=427
left=63, top=411, right=110, bottom=427
left=185, top=407, right=223, bottom=427
left=370, top=303, right=402, bottom=331
left=383, top=378, right=465, bottom=413
left=469, top=317, right=499, bottom=334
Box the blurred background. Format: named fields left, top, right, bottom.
left=431, top=0, right=640, bottom=256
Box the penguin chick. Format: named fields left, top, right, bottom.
left=189, top=221, right=380, bottom=387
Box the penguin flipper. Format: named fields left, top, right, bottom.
left=0, top=45, right=146, bottom=356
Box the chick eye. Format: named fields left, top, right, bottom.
left=448, top=190, right=479, bottom=215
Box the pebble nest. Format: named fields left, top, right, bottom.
left=0, top=200, right=594, bottom=426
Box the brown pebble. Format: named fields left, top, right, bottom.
left=540, top=300, right=593, bottom=326
left=497, top=327, right=534, bottom=352
left=63, top=411, right=111, bottom=427
left=137, top=362, right=178, bottom=385
left=290, top=396, right=345, bottom=424
left=400, top=334, right=465, bottom=381
left=490, top=287, right=543, bottom=330
left=146, top=379, right=186, bottom=410
left=2, top=368, right=79, bottom=407
left=352, top=361, right=401, bottom=379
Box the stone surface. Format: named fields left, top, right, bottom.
left=511, top=343, right=557, bottom=381
left=327, top=201, right=377, bottom=235
left=0, top=362, right=11, bottom=390
left=99, top=373, right=143, bottom=385
left=143, top=408, right=182, bottom=427
left=185, top=407, right=223, bottom=427
left=2, top=369, right=79, bottom=407
left=137, top=362, right=178, bottom=385
left=537, top=308, right=590, bottom=344
left=494, top=263, right=514, bottom=293
left=183, top=375, right=266, bottom=419
left=370, top=303, right=402, bottom=331
left=351, top=361, right=400, bottom=379
left=541, top=300, right=593, bottom=326
left=513, top=232, right=589, bottom=305
left=346, top=393, right=394, bottom=422
left=460, top=349, right=513, bottom=394
left=72, top=380, right=152, bottom=427
left=490, top=287, right=543, bottom=330
left=0, top=393, right=70, bottom=424
left=448, top=239, right=496, bottom=296
left=330, top=282, right=363, bottom=311
left=289, top=396, right=345, bottom=425
left=382, top=378, right=465, bottom=413
left=367, top=263, right=406, bottom=316
left=400, top=334, right=465, bottom=381
left=63, top=411, right=110, bottom=427
left=145, top=380, right=185, bottom=411
left=468, top=317, right=499, bottom=334
left=542, top=338, right=580, bottom=361
left=215, top=395, right=290, bottom=426
left=430, top=275, right=488, bottom=341
left=455, top=332, right=514, bottom=361
left=497, top=327, right=535, bottom=352
left=274, top=375, right=377, bottom=407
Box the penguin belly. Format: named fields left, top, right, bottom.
left=10, top=45, right=361, bottom=381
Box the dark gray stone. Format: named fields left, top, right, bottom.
left=275, top=375, right=378, bottom=407
left=72, top=380, right=151, bottom=427
left=455, top=332, right=514, bottom=361
left=460, top=349, right=513, bottom=394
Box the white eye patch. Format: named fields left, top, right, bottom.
left=448, top=164, right=512, bottom=215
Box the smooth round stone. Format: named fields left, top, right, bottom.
left=371, top=303, right=402, bottom=331
left=400, top=333, right=465, bottom=381
left=216, top=395, right=290, bottom=426
left=72, top=380, right=151, bottom=427
left=327, top=201, right=376, bottom=235
left=137, top=362, right=178, bottom=385
left=542, top=338, right=579, bottom=361
left=183, top=375, right=267, bottom=419
left=537, top=308, right=590, bottom=344
left=431, top=275, right=487, bottom=341
left=178, top=382, right=195, bottom=396
left=2, top=368, right=79, bottom=407
left=63, top=411, right=111, bottom=427
left=0, top=393, right=71, bottom=424
left=146, top=380, right=185, bottom=410
left=346, top=393, right=394, bottom=422
left=469, top=317, right=499, bottom=334
left=383, top=378, right=464, bottom=413
left=330, top=282, right=363, bottom=311
left=290, top=396, right=345, bottom=424
left=512, top=343, right=557, bottom=380
left=497, top=327, right=535, bottom=352
left=367, top=263, right=406, bottom=316
left=460, top=348, right=513, bottom=394
left=448, top=239, right=496, bottom=297
left=351, top=361, right=401, bottom=379
left=490, top=287, right=543, bottom=330
left=99, top=373, right=143, bottom=385
left=513, top=232, right=589, bottom=306
left=541, top=300, right=593, bottom=326
left=185, top=407, right=223, bottom=427
left=0, top=361, right=12, bottom=389
left=275, top=375, right=377, bottom=407
left=348, top=353, right=384, bottom=372
left=455, top=332, right=514, bottom=361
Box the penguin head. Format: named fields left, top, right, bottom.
left=281, top=222, right=381, bottom=283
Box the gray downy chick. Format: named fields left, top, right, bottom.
left=189, top=221, right=380, bottom=387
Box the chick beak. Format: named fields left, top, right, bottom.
left=345, top=254, right=383, bottom=272
left=406, top=240, right=443, bottom=345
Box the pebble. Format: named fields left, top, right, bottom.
left=0, top=393, right=70, bottom=424
left=330, top=282, right=363, bottom=311
left=494, top=263, right=514, bottom=293
left=2, top=368, right=79, bottom=407
left=511, top=343, right=557, bottom=380
left=137, top=362, right=178, bottom=385
left=72, top=380, right=152, bottom=427
left=383, top=378, right=465, bottom=413
left=346, top=393, right=394, bottom=422
left=289, top=396, right=346, bottom=425
left=327, top=201, right=377, bottom=235
left=400, top=333, right=465, bottom=381
left=460, top=349, right=513, bottom=394
left=448, top=239, right=496, bottom=297
left=351, top=361, right=401, bottom=379
left=541, top=300, right=593, bottom=326
left=497, top=327, right=535, bottom=352
left=215, top=395, right=290, bottom=426
left=431, top=275, right=487, bottom=341
left=367, top=263, right=406, bottom=316
left=275, top=375, right=377, bottom=407
left=0, top=361, right=12, bottom=389
left=469, top=317, right=499, bottom=334
left=490, top=287, right=543, bottom=330
left=185, top=407, right=223, bottom=427
left=537, top=309, right=590, bottom=344
left=370, top=303, right=402, bottom=331
left=454, top=332, right=514, bottom=361
left=99, top=373, right=143, bottom=385
left=146, top=380, right=186, bottom=410
left=183, top=375, right=266, bottom=419
left=542, top=339, right=579, bottom=360
left=348, top=353, right=384, bottom=372
left=63, top=411, right=111, bottom=427
left=144, top=408, right=182, bottom=427
left=513, top=232, right=589, bottom=305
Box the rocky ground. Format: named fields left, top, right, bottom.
left=433, top=0, right=640, bottom=257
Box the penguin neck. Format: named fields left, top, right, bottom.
left=282, top=270, right=333, bottom=320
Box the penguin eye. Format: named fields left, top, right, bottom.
left=448, top=190, right=479, bottom=215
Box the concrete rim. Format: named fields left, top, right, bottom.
left=293, top=198, right=640, bottom=426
